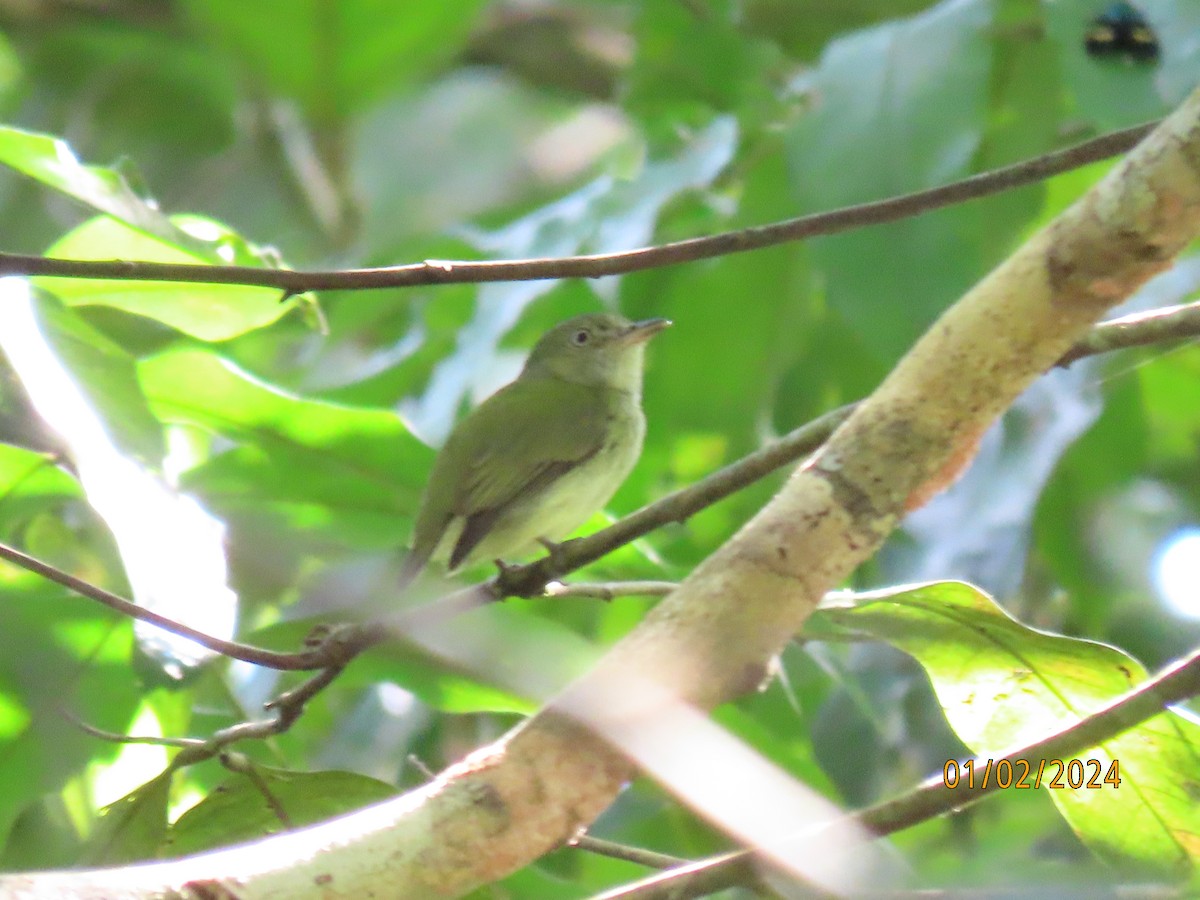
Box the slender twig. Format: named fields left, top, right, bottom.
left=0, top=539, right=337, bottom=671
left=66, top=664, right=348, bottom=785
left=0, top=123, right=1154, bottom=294
left=545, top=580, right=679, bottom=600
left=1057, top=299, right=1200, bottom=366
left=600, top=647, right=1200, bottom=899
left=172, top=664, right=348, bottom=768
left=60, top=708, right=204, bottom=749
left=570, top=834, right=687, bottom=870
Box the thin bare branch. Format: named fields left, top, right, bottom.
left=545, top=580, right=679, bottom=600
left=173, top=664, right=347, bottom=768
left=61, top=708, right=204, bottom=750
left=0, top=123, right=1153, bottom=293
left=570, top=834, right=686, bottom=870
left=0, top=539, right=331, bottom=670
left=1057, top=298, right=1200, bottom=365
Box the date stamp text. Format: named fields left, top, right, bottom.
left=942, top=758, right=1121, bottom=790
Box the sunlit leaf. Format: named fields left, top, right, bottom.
left=0, top=125, right=192, bottom=247
left=25, top=293, right=165, bottom=464
left=39, top=216, right=289, bottom=341
left=179, top=0, right=488, bottom=121
left=811, top=582, right=1200, bottom=879
left=165, top=767, right=396, bottom=857
left=78, top=771, right=171, bottom=866
left=139, top=348, right=428, bottom=547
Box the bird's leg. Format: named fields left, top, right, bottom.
left=492, top=539, right=579, bottom=598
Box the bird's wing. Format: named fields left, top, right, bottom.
left=447, top=378, right=608, bottom=567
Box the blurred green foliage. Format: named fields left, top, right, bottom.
left=0, top=0, right=1196, bottom=895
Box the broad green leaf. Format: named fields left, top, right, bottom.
left=78, top=771, right=171, bottom=866
left=179, top=0, right=487, bottom=122
left=785, top=0, right=1000, bottom=360
left=0, top=795, right=84, bottom=871
left=625, top=3, right=782, bottom=133
left=0, top=552, right=141, bottom=847
left=1139, top=346, right=1200, bottom=467
left=139, top=348, right=428, bottom=547
left=0, top=126, right=193, bottom=248
left=810, top=582, right=1200, bottom=879
left=164, top=767, right=396, bottom=858
left=742, top=0, right=935, bottom=61
left=24, top=293, right=165, bottom=464
left=0, top=444, right=81, bottom=528
left=40, top=215, right=288, bottom=341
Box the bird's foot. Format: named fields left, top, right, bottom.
left=492, top=556, right=540, bottom=598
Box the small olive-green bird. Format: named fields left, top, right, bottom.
left=398, top=313, right=670, bottom=586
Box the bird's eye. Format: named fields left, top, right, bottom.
left=571, top=329, right=590, bottom=346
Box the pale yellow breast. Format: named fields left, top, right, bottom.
left=443, top=397, right=645, bottom=570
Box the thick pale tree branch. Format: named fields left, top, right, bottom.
left=0, top=123, right=1152, bottom=294
left=2, top=96, right=1197, bottom=898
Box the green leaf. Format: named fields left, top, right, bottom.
left=0, top=556, right=142, bottom=848
left=0, top=444, right=81, bottom=528
left=139, top=348, right=428, bottom=547
left=1139, top=347, right=1200, bottom=466
left=0, top=795, right=84, bottom=871
left=78, top=771, right=171, bottom=866
left=625, top=2, right=782, bottom=132
left=26, top=293, right=165, bottom=464
left=0, top=125, right=194, bottom=248
left=39, top=215, right=289, bottom=342
left=785, top=0, right=999, bottom=359
left=164, top=767, right=396, bottom=857
left=811, top=582, right=1200, bottom=879
left=179, top=0, right=488, bottom=122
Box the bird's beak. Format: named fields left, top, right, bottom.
left=620, top=317, right=672, bottom=346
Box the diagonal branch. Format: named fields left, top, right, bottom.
left=0, top=539, right=335, bottom=671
